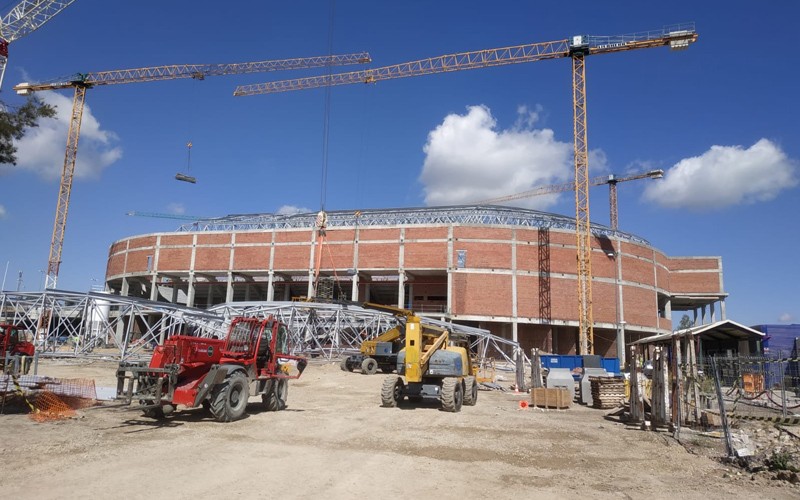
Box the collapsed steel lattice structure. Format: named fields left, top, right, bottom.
left=0, top=290, right=524, bottom=370
left=175, top=204, right=649, bottom=246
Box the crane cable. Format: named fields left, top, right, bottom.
left=319, top=0, right=336, bottom=211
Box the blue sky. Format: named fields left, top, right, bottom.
left=0, top=1, right=797, bottom=328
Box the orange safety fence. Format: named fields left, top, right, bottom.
left=0, top=375, right=97, bottom=421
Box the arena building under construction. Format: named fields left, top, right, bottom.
left=104, top=205, right=727, bottom=359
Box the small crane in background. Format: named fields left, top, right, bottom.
left=480, top=169, right=664, bottom=231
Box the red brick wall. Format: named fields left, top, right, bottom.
left=453, top=242, right=511, bottom=269
left=194, top=247, right=231, bottom=271
left=404, top=242, right=448, bottom=269
left=106, top=254, right=125, bottom=277
left=273, top=245, right=309, bottom=270
left=236, top=232, right=272, bottom=244
left=128, top=236, right=156, bottom=250
left=358, top=243, right=399, bottom=268
left=405, top=227, right=448, bottom=239
left=158, top=248, right=191, bottom=271
left=125, top=250, right=152, bottom=273
left=233, top=246, right=269, bottom=270
left=161, top=234, right=193, bottom=246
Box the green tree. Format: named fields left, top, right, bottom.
left=676, top=314, right=693, bottom=331
left=0, top=98, right=56, bottom=165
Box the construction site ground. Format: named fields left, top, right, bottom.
left=1, top=358, right=797, bottom=499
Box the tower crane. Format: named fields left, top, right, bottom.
left=233, top=24, right=697, bottom=355
left=13, top=51, right=372, bottom=289
left=0, top=0, right=77, bottom=90
left=480, top=169, right=664, bottom=231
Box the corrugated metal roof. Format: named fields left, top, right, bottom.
left=631, top=319, right=764, bottom=346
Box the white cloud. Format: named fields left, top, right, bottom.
left=643, top=139, right=798, bottom=210
left=419, top=105, right=591, bottom=209
left=0, top=92, right=122, bottom=180
left=779, top=313, right=793, bottom=323
left=0, top=204, right=6, bottom=218
left=276, top=205, right=311, bottom=215
left=166, top=203, right=186, bottom=215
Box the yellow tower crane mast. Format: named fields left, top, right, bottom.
left=234, top=24, right=697, bottom=355
left=13, top=52, right=372, bottom=289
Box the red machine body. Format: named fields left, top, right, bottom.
left=117, top=316, right=307, bottom=422
left=0, top=323, right=35, bottom=375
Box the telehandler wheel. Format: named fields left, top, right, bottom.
left=463, top=376, right=478, bottom=406
left=381, top=377, right=404, bottom=407
left=210, top=371, right=249, bottom=422
left=361, top=357, right=378, bottom=375
left=140, top=404, right=165, bottom=419
left=263, top=379, right=288, bottom=411
left=440, top=377, right=463, bottom=413
left=340, top=358, right=350, bottom=372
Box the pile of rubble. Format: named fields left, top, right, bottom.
left=729, top=422, right=800, bottom=483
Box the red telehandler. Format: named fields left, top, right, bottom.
left=0, top=323, right=35, bottom=375
left=116, top=316, right=307, bottom=422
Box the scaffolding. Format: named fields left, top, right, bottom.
left=0, top=291, right=524, bottom=370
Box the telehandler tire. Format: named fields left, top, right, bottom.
left=210, top=371, right=249, bottom=422
left=381, top=377, right=404, bottom=407
left=463, top=376, right=478, bottom=406
left=440, top=377, right=463, bottom=413
left=263, top=379, right=288, bottom=411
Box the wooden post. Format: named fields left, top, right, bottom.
left=686, top=333, right=700, bottom=424
left=629, top=345, right=641, bottom=423
left=531, top=348, right=544, bottom=389
left=670, top=335, right=683, bottom=436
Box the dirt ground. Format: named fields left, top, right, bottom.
left=0, top=358, right=798, bottom=499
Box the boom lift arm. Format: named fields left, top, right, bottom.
left=234, top=25, right=697, bottom=354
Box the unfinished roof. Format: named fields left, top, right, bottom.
left=175, top=205, right=649, bottom=245
left=631, top=319, right=765, bottom=346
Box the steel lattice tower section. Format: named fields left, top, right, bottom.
left=46, top=84, right=86, bottom=289
left=572, top=53, right=594, bottom=355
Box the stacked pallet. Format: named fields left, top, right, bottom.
left=589, top=376, right=626, bottom=409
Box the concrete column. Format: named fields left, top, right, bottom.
left=187, top=273, right=196, bottom=307
left=446, top=226, right=454, bottom=315
left=692, top=309, right=698, bottom=326
left=364, top=283, right=371, bottom=302
left=351, top=273, right=359, bottom=302
left=710, top=302, right=716, bottom=323
left=397, top=271, right=405, bottom=309
left=283, top=284, right=291, bottom=301
left=188, top=234, right=197, bottom=307
left=150, top=274, right=158, bottom=301
left=120, top=277, right=129, bottom=297
left=206, top=283, right=214, bottom=308
left=720, top=299, right=727, bottom=321
left=398, top=229, right=405, bottom=308
left=267, top=271, right=275, bottom=301
left=700, top=305, right=707, bottom=325
left=225, top=272, right=234, bottom=303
